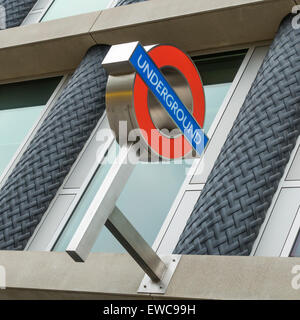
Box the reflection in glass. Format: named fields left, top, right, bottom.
left=42, top=0, right=112, bottom=21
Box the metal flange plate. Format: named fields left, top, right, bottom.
left=138, top=255, right=181, bottom=294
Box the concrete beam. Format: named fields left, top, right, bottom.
left=91, top=0, right=294, bottom=54
left=0, top=251, right=299, bottom=299
left=0, top=0, right=295, bottom=83
left=0, top=12, right=99, bottom=83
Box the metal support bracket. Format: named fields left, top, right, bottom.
left=66, top=142, right=176, bottom=291
left=105, top=206, right=167, bottom=283
left=138, top=255, right=181, bottom=294
left=66, top=143, right=139, bottom=262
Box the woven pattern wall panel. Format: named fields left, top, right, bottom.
left=174, top=14, right=300, bottom=256
left=0, top=45, right=109, bottom=250
left=0, top=0, right=37, bottom=28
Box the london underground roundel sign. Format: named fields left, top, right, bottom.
left=102, top=42, right=208, bottom=160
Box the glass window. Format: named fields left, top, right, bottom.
left=54, top=142, right=119, bottom=252
left=0, top=77, right=62, bottom=176
left=194, top=51, right=246, bottom=132
left=42, top=0, right=112, bottom=21
left=53, top=50, right=246, bottom=253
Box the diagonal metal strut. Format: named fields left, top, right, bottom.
left=66, top=143, right=167, bottom=282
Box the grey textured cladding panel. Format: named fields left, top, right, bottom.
left=0, top=0, right=38, bottom=28
left=0, top=45, right=110, bottom=250
left=174, top=14, right=300, bottom=256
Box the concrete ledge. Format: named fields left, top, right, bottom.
left=0, top=0, right=295, bottom=83
left=91, top=0, right=294, bottom=53
left=0, top=12, right=99, bottom=83
left=0, top=251, right=299, bottom=299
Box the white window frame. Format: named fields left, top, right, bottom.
left=25, top=45, right=270, bottom=253
left=22, top=0, right=55, bottom=25
left=251, top=136, right=300, bottom=257
left=26, top=113, right=115, bottom=251
left=0, top=74, right=69, bottom=189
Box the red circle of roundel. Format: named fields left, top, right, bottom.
left=133, top=45, right=205, bottom=159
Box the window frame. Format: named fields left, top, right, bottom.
left=25, top=113, right=114, bottom=250
left=251, top=136, right=300, bottom=257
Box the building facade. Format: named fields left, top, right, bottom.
left=0, top=0, right=300, bottom=299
